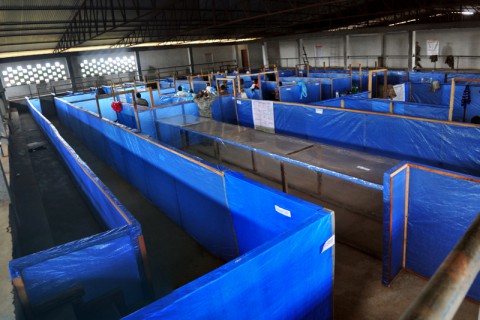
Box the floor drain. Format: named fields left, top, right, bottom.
left=27, top=141, right=47, bottom=153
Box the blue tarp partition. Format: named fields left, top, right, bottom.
left=174, top=80, right=192, bottom=93
left=55, top=97, right=237, bottom=260
left=306, top=75, right=351, bottom=99
left=210, top=95, right=238, bottom=124
left=235, top=99, right=480, bottom=176
left=53, top=96, right=335, bottom=319
left=385, top=70, right=408, bottom=85
left=408, top=71, right=446, bottom=84
left=312, top=91, right=452, bottom=121
left=279, top=81, right=322, bottom=103
left=125, top=171, right=334, bottom=320
left=383, top=162, right=480, bottom=301
left=10, top=98, right=149, bottom=311
left=411, top=82, right=480, bottom=122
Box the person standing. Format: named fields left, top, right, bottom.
left=415, top=41, right=423, bottom=69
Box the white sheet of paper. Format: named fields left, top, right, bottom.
left=393, top=83, right=405, bottom=102
left=252, top=100, right=275, bottom=133
left=426, top=40, right=439, bottom=56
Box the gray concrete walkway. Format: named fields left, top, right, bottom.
left=50, top=118, right=224, bottom=299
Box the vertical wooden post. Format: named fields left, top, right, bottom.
left=448, top=79, right=456, bottom=121
left=402, top=165, right=411, bottom=268
left=148, top=87, right=154, bottom=107
left=132, top=92, right=142, bottom=132
left=368, top=71, right=373, bottom=99
left=389, top=101, right=394, bottom=113
left=95, top=95, right=103, bottom=118
left=236, top=74, right=241, bottom=95
left=323, top=61, right=326, bottom=72
left=280, top=162, right=289, bottom=193
left=156, top=81, right=161, bottom=97
left=341, top=99, right=345, bottom=108
left=384, top=72, right=388, bottom=99
left=359, top=64, right=363, bottom=91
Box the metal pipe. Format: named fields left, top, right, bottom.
left=401, top=213, right=480, bottom=320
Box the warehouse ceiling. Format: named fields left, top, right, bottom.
left=0, top=0, right=479, bottom=56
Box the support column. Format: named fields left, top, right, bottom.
left=297, top=38, right=303, bottom=67
left=187, top=47, right=194, bottom=74
left=381, top=33, right=386, bottom=68
left=408, top=30, right=416, bottom=71
left=262, top=42, right=269, bottom=67
left=65, top=55, right=77, bottom=92
left=135, top=50, right=142, bottom=80
left=344, top=35, right=349, bottom=70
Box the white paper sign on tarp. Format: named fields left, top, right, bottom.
left=393, top=83, right=405, bottom=102
left=252, top=100, right=275, bottom=133
left=426, top=40, right=439, bottom=56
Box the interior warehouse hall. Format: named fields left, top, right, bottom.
left=1, top=1, right=480, bottom=319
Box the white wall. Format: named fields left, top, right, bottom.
left=268, top=26, right=480, bottom=70
left=139, top=47, right=189, bottom=77
left=417, top=28, right=480, bottom=69
left=279, top=40, right=298, bottom=68
left=384, top=32, right=409, bottom=69
left=247, top=42, right=264, bottom=69
left=303, top=36, right=344, bottom=68
left=191, top=45, right=236, bottom=72
left=348, top=34, right=383, bottom=68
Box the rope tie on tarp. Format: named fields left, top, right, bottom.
left=299, top=81, right=307, bottom=100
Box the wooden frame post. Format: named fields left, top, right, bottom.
left=449, top=77, right=480, bottom=122
left=368, top=68, right=388, bottom=99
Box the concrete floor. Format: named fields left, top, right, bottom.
left=4, top=107, right=479, bottom=319
left=0, top=146, right=14, bottom=320
left=183, top=142, right=480, bottom=319
left=334, top=243, right=478, bottom=319
left=50, top=118, right=224, bottom=300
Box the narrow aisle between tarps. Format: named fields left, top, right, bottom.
left=49, top=117, right=224, bottom=299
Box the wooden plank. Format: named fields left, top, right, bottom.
left=402, top=165, right=410, bottom=268
left=409, top=163, right=480, bottom=183
left=448, top=79, right=456, bottom=121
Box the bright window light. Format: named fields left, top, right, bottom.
left=7, top=67, right=12, bottom=71
left=46, top=63, right=51, bottom=67
left=55, top=62, right=60, bottom=66
left=36, top=64, right=41, bottom=68
left=1, top=71, right=6, bottom=76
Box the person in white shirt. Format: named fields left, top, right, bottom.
left=239, top=88, right=248, bottom=98
left=205, top=82, right=214, bottom=94
left=176, top=85, right=190, bottom=97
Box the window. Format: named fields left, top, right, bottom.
left=80, top=55, right=137, bottom=78
left=1, top=61, right=67, bottom=87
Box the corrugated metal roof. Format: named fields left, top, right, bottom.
left=0, top=0, right=478, bottom=55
